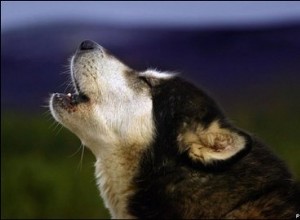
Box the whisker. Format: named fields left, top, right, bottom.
left=41, top=105, right=50, bottom=109
left=59, top=80, right=71, bottom=90
left=64, top=81, right=75, bottom=93
left=60, top=69, right=71, bottom=75
left=68, top=144, right=82, bottom=158
left=48, top=119, right=57, bottom=128
left=43, top=113, right=55, bottom=122
left=50, top=121, right=61, bottom=131
left=54, top=125, right=64, bottom=136
left=77, top=143, right=85, bottom=171
left=42, top=109, right=50, bottom=115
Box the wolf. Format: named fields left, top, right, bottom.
left=50, top=40, right=299, bottom=219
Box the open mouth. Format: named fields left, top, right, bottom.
left=52, top=77, right=90, bottom=109
left=70, top=76, right=90, bottom=104
left=67, top=92, right=89, bottom=105
left=52, top=92, right=89, bottom=110
left=52, top=41, right=96, bottom=109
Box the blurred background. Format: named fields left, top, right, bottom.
left=2, top=1, right=300, bottom=219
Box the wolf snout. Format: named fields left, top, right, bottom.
left=79, top=40, right=100, bottom=51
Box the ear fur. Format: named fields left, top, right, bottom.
left=177, top=121, right=249, bottom=165
left=139, top=70, right=175, bottom=87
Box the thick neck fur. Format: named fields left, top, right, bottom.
left=94, top=143, right=146, bottom=219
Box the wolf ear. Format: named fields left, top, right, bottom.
left=177, top=121, right=250, bottom=165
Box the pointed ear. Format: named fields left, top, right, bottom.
left=177, top=121, right=250, bottom=165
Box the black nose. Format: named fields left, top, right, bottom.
left=79, top=40, right=98, bottom=50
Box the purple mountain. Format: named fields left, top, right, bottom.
left=2, top=22, right=300, bottom=113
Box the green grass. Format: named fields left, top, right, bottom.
left=1, top=108, right=299, bottom=219
left=228, top=107, right=300, bottom=178
left=1, top=112, right=110, bottom=219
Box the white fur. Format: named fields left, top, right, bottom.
left=140, top=69, right=176, bottom=79
left=50, top=46, right=157, bottom=218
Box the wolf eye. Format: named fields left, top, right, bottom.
left=139, top=76, right=152, bottom=88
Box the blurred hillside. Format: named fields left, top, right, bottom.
left=2, top=22, right=300, bottom=112
left=1, top=22, right=300, bottom=219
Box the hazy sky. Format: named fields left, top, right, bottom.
left=2, top=1, right=300, bottom=31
